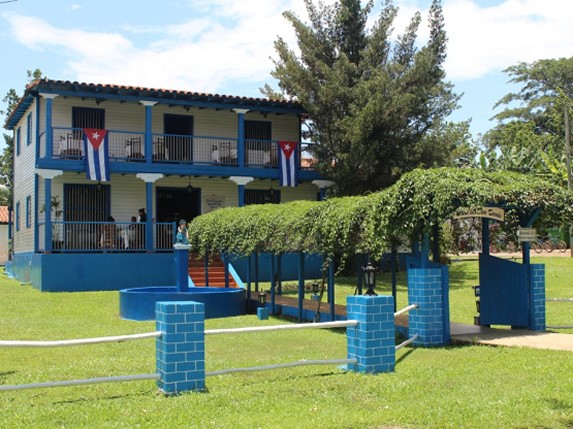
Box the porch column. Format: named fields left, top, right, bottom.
left=136, top=173, right=164, bottom=251
left=312, top=180, right=334, bottom=201
left=228, top=176, right=254, bottom=207
left=233, top=108, right=250, bottom=168
left=41, top=94, right=58, bottom=158
left=35, top=168, right=63, bottom=252
left=139, top=101, right=157, bottom=165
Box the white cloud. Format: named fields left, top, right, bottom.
left=4, top=0, right=573, bottom=95
left=441, top=0, right=573, bottom=80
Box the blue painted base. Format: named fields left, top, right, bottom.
left=257, top=307, right=269, bottom=320
left=120, top=286, right=246, bottom=320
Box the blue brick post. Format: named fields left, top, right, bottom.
left=408, top=268, right=447, bottom=346
left=156, top=301, right=205, bottom=394
left=529, top=264, right=545, bottom=331
left=346, top=295, right=395, bottom=373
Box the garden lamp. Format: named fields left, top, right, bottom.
left=362, top=261, right=377, bottom=296
left=258, top=290, right=266, bottom=306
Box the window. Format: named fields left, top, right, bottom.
left=15, top=201, right=20, bottom=231
left=64, top=184, right=110, bottom=222
left=16, top=128, right=21, bottom=156
left=244, top=189, right=280, bottom=205
left=245, top=120, right=271, bottom=140
left=72, top=107, right=105, bottom=137
left=26, top=196, right=32, bottom=228
left=26, top=113, right=32, bottom=146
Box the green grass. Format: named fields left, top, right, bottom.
left=1, top=257, right=573, bottom=429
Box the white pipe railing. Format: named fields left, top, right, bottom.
left=395, top=334, right=419, bottom=351
left=0, top=374, right=160, bottom=392
left=394, top=303, right=418, bottom=318
left=206, top=320, right=358, bottom=336
left=207, top=358, right=357, bottom=377
left=0, top=331, right=162, bottom=348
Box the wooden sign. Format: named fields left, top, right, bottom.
left=518, top=228, right=537, bottom=242
left=453, top=207, right=505, bottom=222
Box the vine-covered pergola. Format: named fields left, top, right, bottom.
left=188, top=167, right=573, bottom=336
left=188, top=167, right=573, bottom=262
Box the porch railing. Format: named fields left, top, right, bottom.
left=38, top=221, right=176, bottom=253
left=42, top=128, right=316, bottom=169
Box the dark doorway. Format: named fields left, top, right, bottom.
left=164, top=114, right=194, bottom=161
left=156, top=187, right=201, bottom=224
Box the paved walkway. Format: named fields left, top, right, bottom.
left=264, top=293, right=573, bottom=352
left=450, top=322, right=573, bottom=352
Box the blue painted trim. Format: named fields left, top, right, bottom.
left=25, top=195, right=31, bottom=228
left=35, top=96, right=41, bottom=162
left=45, top=97, right=53, bottom=157
left=298, top=252, right=304, bottom=321
left=237, top=112, right=245, bottom=168
left=145, top=182, right=153, bottom=251
left=238, top=184, right=245, bottom=207
left=16, top=128, right=21, bottom=157
left=328, top=259, right=335, bottom=320
left=26, top=113, right=32, bottom=146
left=33, top=88, right=305, bottom=115
left=228, top=263, right=244, bottom=289
left=144, top=104, right=153, bottom=166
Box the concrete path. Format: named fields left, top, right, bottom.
left=450, top=322, right=573, bottom=352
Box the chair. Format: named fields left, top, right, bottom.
left=153, top=138, right=168, bottom=160
left=59, top=133, right=83, bottom=159
left=126, top=137, right=144, bottom=161
left=100, top=224, right=117, bottom=249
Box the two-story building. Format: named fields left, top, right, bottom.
left=5, top=79, right=330, bottom=291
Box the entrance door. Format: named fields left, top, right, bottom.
left=164, top=114, right=194, bottom=162
left=156, top=187, right=201, bottom=224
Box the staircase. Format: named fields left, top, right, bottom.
left=188, top=253, right=239, bottom=288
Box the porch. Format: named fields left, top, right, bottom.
left=38, top=221, right=176, bottom=253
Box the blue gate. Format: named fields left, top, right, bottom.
left=479, top=254, right=529, bottom=327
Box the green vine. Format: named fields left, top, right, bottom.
left=187, top=167, right=573, bottom=262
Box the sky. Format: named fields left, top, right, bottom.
left=1, top=0, right=572, bottom=145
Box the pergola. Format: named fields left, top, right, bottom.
left=188, top=167, right=573, bottom=335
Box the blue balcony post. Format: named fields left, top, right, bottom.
left=311, top=180, right=334, bottom=201
left=140, top=101, right=157, bottom=164
left=136, top=173, right=165, bottom=251
left=36, top=169, right=63, bottom=252
left=233, top=109, right=249, bottom=168
left=42, top=94, right=58, bottom=158
left=229, top=176, right=254, bottom=207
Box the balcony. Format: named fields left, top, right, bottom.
left=39, top=128, right=317, bottom=175
left=38, top=221, right=176, bottom=253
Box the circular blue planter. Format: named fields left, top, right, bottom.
left=119, top=286, right=246, bottom=321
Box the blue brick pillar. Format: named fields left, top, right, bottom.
left=529, top=264, right=545, bottom=331
left=156, top=301, right=205, bottom=394
left=174, top=244, right=190, bottom=292
left=408, top=268, right=447, bottom=346
left=346, top=295, right=395, bottom=373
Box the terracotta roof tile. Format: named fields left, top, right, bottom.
left=0, top=206, right=9, bottom=224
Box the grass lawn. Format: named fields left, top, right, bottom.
left=1, top=257, right=573, bottom=429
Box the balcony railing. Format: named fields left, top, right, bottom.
left=41, top=128, right=316, bottom=169
left=38, top=221, right=176, bottom=253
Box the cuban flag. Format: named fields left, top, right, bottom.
left=83, top=128, right=110, bottom=182
left=278, top=141, right=298, bottom=187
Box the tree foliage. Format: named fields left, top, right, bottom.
left=482, top=57, right=573, bottom=183
left=0, top=69, right=44, bottom=206
left=188, top=167, right=573, bottom=266
left=267, top=0, right=464, bottom=195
